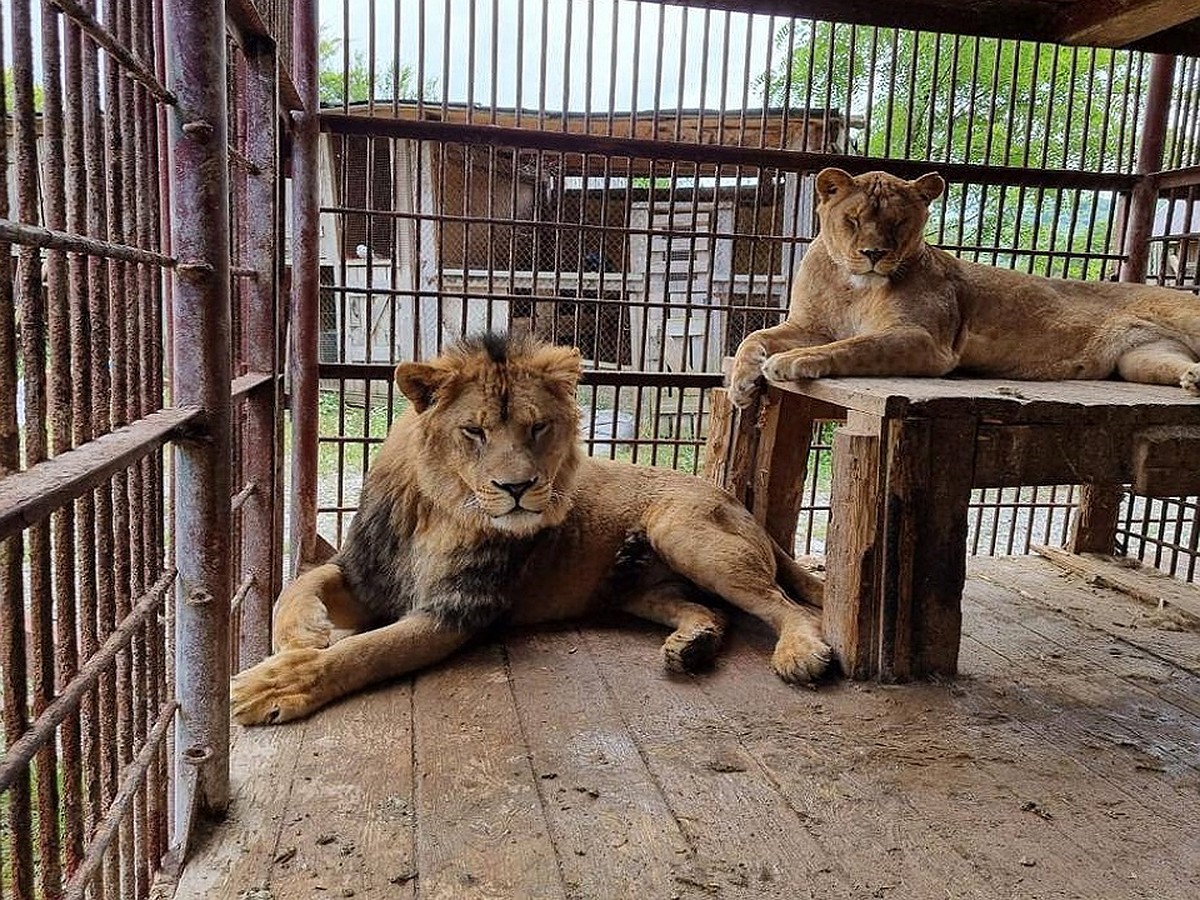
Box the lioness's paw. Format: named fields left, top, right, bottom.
left=727, top=342, right=768, bottom=409
left=763, top=351, right=826, bottom=384
left=230, top=648, right=329, bottom=726
left=274, top=605, right=335, bottom=651
left=661, top=624, right=724, bottom=674
left=770, top=629, right=832, bottom=684
left=1182, top=363, right=1200, bottom=396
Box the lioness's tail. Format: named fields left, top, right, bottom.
left=772, top=539, right=824, bottom=608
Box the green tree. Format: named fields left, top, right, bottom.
left=319, top=33, right=426, bottom=106
left=761, top=22, right=1170, bottom=278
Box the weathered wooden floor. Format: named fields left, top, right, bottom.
left=174, top=557, right=1200, bottom=900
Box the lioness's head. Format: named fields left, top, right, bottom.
left=814, top=168, right=944, bottom=281
left=395, top=333, right=583, bottom=536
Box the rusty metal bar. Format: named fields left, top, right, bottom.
left=0, top=570, right=176, bottom=795
left=49, top=0, right=176, bottom=104
left=0, top=218, right=174, bottom=265
left=290, top=0, right=321, bottom=574
left=319, top=112, right=1139, bottom=192
left=236, top=35, right=280, bottom=667
left=61, top=700, right=179, bottom=900
left=166, top=0, right=233, bottom=826
left=230, top=371, right=276, bottom=399
left=1121, top=54, right=1176, bottom=283
left=0, top=407, right=200, bottom=541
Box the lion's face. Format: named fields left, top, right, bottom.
left=395, top=334, right=583, bottom=536
left=814, top=168, right=944, bottom=282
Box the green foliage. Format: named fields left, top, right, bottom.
left=2, top=68, right=44, bottom=114
left=760, top=23, right=1174, bottom=278
left=318, top=32, right=426, bottom=106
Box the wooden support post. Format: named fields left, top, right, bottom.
left=751, top=389, right=819, bottom=551
left=879, top=417, right=976, bottom=679
left=1068, top=484, right=1125, bottom=554
left=823, top=412, right=885, bottom=679
left=701, top=387, right=734, bottom=486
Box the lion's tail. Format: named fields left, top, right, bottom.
left=772, top=539, right=824, bottom=609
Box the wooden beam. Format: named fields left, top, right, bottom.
left=1032, top=545, right=1200, bottom=623
left=1055, top=0, right=1200, bottom=47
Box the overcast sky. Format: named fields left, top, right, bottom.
left=320, top=0, right=782, bottom=111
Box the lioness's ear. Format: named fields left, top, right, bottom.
left=912, top=172, right=945, bottom=204
left=395, top=361, right=450, bottom=412
left=531, top=345, right=583, bottom=394
left=815, top=167, right=854, bottom=201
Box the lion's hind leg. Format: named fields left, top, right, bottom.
left=271, top=562, right=377, bottom=652
left=620, top=583, right=728, bottom=675
left=1116, top=339, right=1199, bottom=393
left=646, top=499, right=832, bottom=683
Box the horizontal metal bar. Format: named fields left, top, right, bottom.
left=62, top=698, right=179, bottom=900
left=49, top=0, right=176, bottom=105
left=1155, top=166, right=1200, bottom=190
left=317, top=362, right=722, bottom=389
left=319, top=113, right=1140, bottom=192
left=0, top=407, right=202, bottom=541
left=230, top=371, right=275, bottom=400
left=0, top=218, right=175, bottom=265
left=230, top=266, right=260, bottom=279
left=0, top=570, right=176, bottom=795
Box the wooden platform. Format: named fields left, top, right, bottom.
left=174, top=557, right=1200, bottom=900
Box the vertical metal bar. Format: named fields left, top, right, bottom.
left=165, top=0, right=233, bottom=825
left=239, top=35, right=281, bottom=668
left=290, top=0, right=321, bottom=572
left=1121, top=55, right=1175, bottom=283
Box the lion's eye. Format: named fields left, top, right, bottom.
left=461, top=425, right=486, bottom=442
left=531, top=421, right=550, bottom=438
left=844, top=215, right=858, bottom=228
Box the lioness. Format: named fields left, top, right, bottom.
left=232, top=333, right=830, bottom=725
left=728, top=167, right=1200, bottom=408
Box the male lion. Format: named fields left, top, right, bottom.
left=728, top=167, right=1200, bottom=408
left=231, top=333, right=830, bottom=725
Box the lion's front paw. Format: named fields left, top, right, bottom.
left=1182, top=363, right=1200, bottom=396
left=727, top=342, right=768, bottom=409
left=770, top=628, right=832, bottom=684
left=762, top=350, right=827, bottom=384
left=231, top=648, right=329, bottom=726
left=661, top=623, right=724, bottom=674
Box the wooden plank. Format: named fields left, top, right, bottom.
left=1131, top=425, right=1200, bottom=497
left=412, top=644, right=565, bottom=899
left=724, top=394, right=763, bottom=510
left=704, top=625, right=1004, bottom=898
left=0, top=405, right=201, bottom=540
left=265, top=683, right=418, bottom=899
left=504, top=628, right=711, bottom=896
left=771, top=376, right=1200, bottom=427
left=580, top=621, right=856, bottom=897
left=1032, top=545, right=1200, bottom=623
left=752, top=389, right=819, bottom=550
left=1055, top=0, right=1200, bottom=47
left=972, top=422, right=1132, bottom=487
left=823, top=411, right=885, bottom=679
left=879, top=416, right=976, bottom=679
left=172, top=722, right=307, bottom=900
left=701, top=386, right=733, bottom=486
left=1068, top=484, right=1125, bottom=554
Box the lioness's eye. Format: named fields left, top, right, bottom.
left=531, top=421, right=550, bottom=438
left=461, top=425, right=486, bottom=441
left=844, top=214, right=858, bottom=228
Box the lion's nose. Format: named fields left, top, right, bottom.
left=494, top=478, right=536, bottom=501
left=860, top=248, right=888, bottom=264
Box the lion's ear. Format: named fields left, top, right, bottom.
left=815, top=167, right=854, bottom=201
left=912, top=172, right=945, bottom=204
left=531, top=345, right=583, bottom=393
left=395, top=361, right=450, bottom=412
